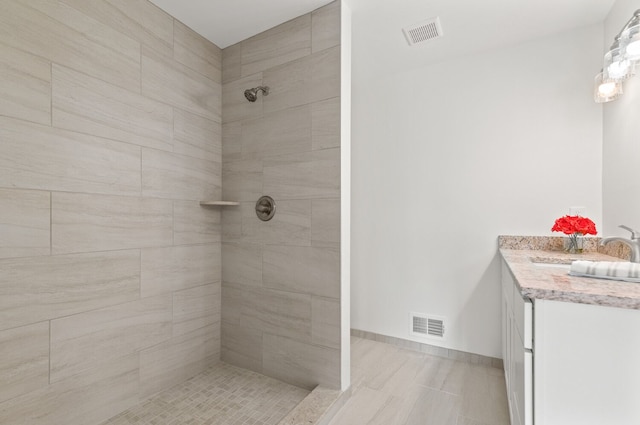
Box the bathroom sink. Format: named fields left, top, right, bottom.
left=529, top=256, right=572, bottom=270
left=532, top=262, right=571, bottom=270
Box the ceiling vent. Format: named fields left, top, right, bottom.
left=410, top=312, right=446, bottom=339
left=402, top=17, right=443, bottom=46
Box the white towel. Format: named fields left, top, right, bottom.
left=569, top=260, right=640, bottom=283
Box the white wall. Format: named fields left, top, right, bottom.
left=351, top=25, right=604, bottom=357
left=603, top=1, right=640, bottom=237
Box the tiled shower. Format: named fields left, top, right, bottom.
left=220, top=4, right=342, bottom=389
left=0, top=0, right=343, bottom=424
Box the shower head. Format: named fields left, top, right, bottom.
left=244, top=86, right=270, bottom=102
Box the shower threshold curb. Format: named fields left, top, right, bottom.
left=278, top=385, right=351, bottom=425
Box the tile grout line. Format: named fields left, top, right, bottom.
left=49, top=62, right=53, bottom=128
left=48, top=320, right=52, bottom=385
left=49, top=191, right=53, bottom=256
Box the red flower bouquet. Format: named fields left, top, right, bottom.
left=551, top=215, right=597, bottom=236
left=551, top=215, right=597, bottom=253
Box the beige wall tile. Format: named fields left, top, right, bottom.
left=204, top=323, right=221, bottom=361
left=221, top=284, right=244, bottom=324
left=263, top=333, right=340, bottom=390
left=221, top=203, right=243, bottom=243
left=263, top=46, right=340, bottom=114
left=310, top=46, right=341, bottom=103
left=223, top=200, right=311, bottom=246
left=0, top=0, right=140, bottom=92
left=142, top=47, right=221, bottom=122
left=174, top=108, right=222, bottom=163
left=141, top=244, right=221, bottom=298
left=242, top=104, right=312, bottom=159
left=59, top=0, right=174, bottom=56
left=173, top=283, right=221, bottom=337
left=222, top=73, right=264, bottom=123
left=218, top=0, right=342, bottom=396
left=262, top=57, right=309, bottom=113
left=222, top=242, right=263, bottom=286
left=312, top=1, right=341, bottom=53
left=312, top=296, right=341, bottom=349
left=263, top=148, right=340, bottom=200
left=221, top=320, right=263, bottom=372
left=0, top=250, right=140, bottom=331
left=140, top=324, right=219, bottom=400
left=0, top=0, right=229, bottom=419
left=0, top=189, right=50, bottom=259
left=222, top=202, right=262, bottom=244
left=222, top=42, right=242, bottom=84
left=222, top=121, right=243, bottom=162
left=142, top=148, right=221, bottom=201
left=0, top=42, right=51, bottom=125
left=312, top=97, right=341, bottom=150
left=312, top=199, right=340, bottom=247
left=220, top=283, right=311, bottom=343
left=62, top=355, right=140, bottom=425
left=0, top=354, right=139, bottom=425
left=173, top=200, right=221, bottom=245
left=50, top=295, right=172, bottom=383
left=108, top=0, right=173, bottom=49
left=241, top=14, right=312, bottom=77
left=222, top=159, right=263, bottom=201
left=52, top=65, right=173, bottom=152
left=51, top=193, right=172, bottom=254
left=174, top=20, right=222, bottom=83
left=260, top=199, right=312, bottom=246
left=263, top=245, right=340, bottom=298
left=0, top=116, right=141, bottom=196
left=0, top=322, right=49, bottom=404
left=258, top=288, right=312, bottom=342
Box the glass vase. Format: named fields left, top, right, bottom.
left=564, top=233, right=584, bottom=254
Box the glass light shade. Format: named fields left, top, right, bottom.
left=594, top=71, right=622, bottom=103
left=621, top=23, right=640, bottom=61
left=604, top=46, right=633, bottom=80
left=627, top=39, right=640, bottom=58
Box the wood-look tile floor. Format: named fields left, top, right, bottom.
left=328, top=337, right=510, bottom=425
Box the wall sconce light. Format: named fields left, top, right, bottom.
left=595, top=9, right=640, bottom=103
left=594, top=70, right=623, bottom=103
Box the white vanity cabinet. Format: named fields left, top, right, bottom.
left=501, top=262, right=533, bottom=425
left=533, top=298, right=640, bottom=425
left=501, top=259, right=640, bottom=425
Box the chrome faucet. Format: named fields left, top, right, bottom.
left=600, top=225, right=640, bottom=263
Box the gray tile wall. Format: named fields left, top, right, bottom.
left=220, top=1, right=342, bottom=390
left=0, top=1, right=222, bottom=424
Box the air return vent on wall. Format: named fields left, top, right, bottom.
left=410, top=312, right=446, bottom=339
left=402, top=17, right=443, bottom=46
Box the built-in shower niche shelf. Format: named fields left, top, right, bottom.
left=199, top=201, right=240, bottom=207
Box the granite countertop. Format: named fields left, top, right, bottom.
left=500, top=248, right=640, bottom=310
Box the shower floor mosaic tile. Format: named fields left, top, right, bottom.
left=101, top=362, right=309, bottom=425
